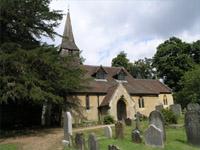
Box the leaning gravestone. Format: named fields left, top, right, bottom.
left=75, top=133, right=85, bottom=150
left=104, top=126, right=112, bottom=138
left=108, top=145, right=120, bottom=150
left=187, top=103, right=200, bottom=111
left=132, top=129, right=142, bottom=143
left=185, top=110, right=200, bottom=146
left=64, top=112, right=72, bottom=143
left=125, top=118, right=132, bottom=126
left=149, top=110, right=166, bottom=141
left=155, top=104, right=164, bottom=111
left=135, top=112, right=141, bottom=130
left=115, top=121, right=124, bottom=139
left=88, top=133, right=99, bottom=150
left=170, top=104, right=182, bottom=116
left=144, top=124, right=164, bottom=148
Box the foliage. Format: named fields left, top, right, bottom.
left=161, top=109, right=178, bottom=125
left=175, top=65, right=200, bottom=108
left=103, top=115, right=115, bottom=124
left=0, top=43, right=86, bottom=111
left=153, top=37, right=194, bottom=92
left=129, top=58, right=156, bottom=79
left=112, top=51, right=130, bottom=69
left=0, top=0, right=62, bottom=49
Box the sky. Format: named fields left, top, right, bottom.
left=44, top=0, right=200, bottom=66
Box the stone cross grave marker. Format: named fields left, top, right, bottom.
left=185, top=110, right=200, bottom=146
left=75, top=133, right=85, bottom=150
left=104, top=125, right=112, bottom=138
left=108, top=145, right=120, bottom=150
left=187, top=103, right=200, bottom=111
left=149, top=110, right=166, bottom=141
left=132, top=129, right=142, bottom=143
left=64, top=111, right=72, bottom=142
left=135, top=112, right=140, bottom=130
left=88, top=133, right=99, bottom=150
left=115, top=121, right=124, bottom=139
left=170, top=104, right=182, bottom=117
left=144, top=124, right=164, bottom=148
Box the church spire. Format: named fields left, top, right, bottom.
left=60, top=9, right=79, bottom=53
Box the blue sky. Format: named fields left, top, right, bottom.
left=44, top=0, right=200, bottom=66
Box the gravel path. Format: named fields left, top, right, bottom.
left=0, top=124, right=114, bottom=150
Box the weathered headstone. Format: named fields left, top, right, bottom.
left=132, top=129, right=142, bottom=143
left=185, top=110, right=200, bottom=146
left=125, top=118, right=132, bottom=126
left=135, top=112, right=141, bottom=130
left=149, top=110, right=166, bottom=141
left=104, top=126, right=112, bottom=138
left=75, top=133, right=85, bottom=150
left=64, top=111, right=72, bottom=143
left=144, top=124, right=164, bottom=148
left=115, top=121, right=124, bottom=139
left=108, top=145, right=120, bottom=150
left=88, top=133, right=99, bottom=150
left=187, top=103, right=200, bottom=111
left=155, top=104, right=164, bottom=111
left=170, top=104, right=182, bottom=116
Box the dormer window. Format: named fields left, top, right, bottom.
left=114, top=69, right=127, bottom=81
left=96, top=71, right=106, bottom=79
left=92, top=66, right=108, bottom=80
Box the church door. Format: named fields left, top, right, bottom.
left=117, top=99, right=127, bottom=120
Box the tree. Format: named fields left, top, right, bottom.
left=0, top=0, right=62, bottom=48
left=112, top=51, right=129, bottom=69
left=175, top=65, right=200, bottom=108
left=129, top=58, right=156, bottom=79
left=0, top=43, right=86, bottom=113
left=190, top=40, right=200, bottom=64
left=152, top=37, right=194, bottom=92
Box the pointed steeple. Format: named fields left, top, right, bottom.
left=60, top=10, right=79, bottom=52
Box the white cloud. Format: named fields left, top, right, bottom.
left=43, top=0, right=200, bottom=66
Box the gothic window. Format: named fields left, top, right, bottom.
left=138, top=96, right=145, bottom=108
left=86, top=95, right=90, bottom=110
left=163, top=95, right=168, bottom=105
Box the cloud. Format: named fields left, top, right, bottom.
left=44, top=0, right=200, bottom=66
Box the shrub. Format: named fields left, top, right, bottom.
left=103, top=115, right=114, bottom=124
left=161, top=109, right=178, bottom=125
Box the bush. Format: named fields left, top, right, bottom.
left=103, top=115, right=114, bottom=124
left=161, top=109, right=178, bottom=125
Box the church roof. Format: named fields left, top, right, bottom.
left=76, top=65, right=172, bottom=96
left=60, top=11, right=79, bottom=51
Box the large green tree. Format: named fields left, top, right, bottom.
left=112, top=51, right=130, bottom=69
left=175, top=65, right=200, bottom=108
left=0, top=0, right=62, bottom=48
left=153, top=37, right=194, bottom=92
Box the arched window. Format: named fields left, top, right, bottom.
left=86, top=95, right=90, bottom=110
left=138, top=96, right=144, bottom=108
left=163, top=95, right=168, bottom=105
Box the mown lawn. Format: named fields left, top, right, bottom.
left=66, top=119, right=199, bottom=150
left=0, top=144, right=19, bottom=150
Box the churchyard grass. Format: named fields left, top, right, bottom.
left=0, top=143, right=19, bottom=150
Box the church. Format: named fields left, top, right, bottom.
left=60, top=11, right=174, bottom=122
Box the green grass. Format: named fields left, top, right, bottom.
left=0, top=144, right=18, bottom=150
left=66, top=119, right=199, bottom=150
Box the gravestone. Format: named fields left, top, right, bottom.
left=185, top=110, right=200, bottom=146
left=108, top=145, right=120, bottom=150
left=132, top=129, right=142, bottom=143
left=187, top=103, right=200, bottom=111
left=115, top=121, right=124, bottom=139
left=170, top=104, right=182, bottom=116
left=144, top=124, right=164, bottom=148
left=75, top=133, right=85, bottom=150
left=135, top=112, right=141, bottom=129
left=88, top=133, right=99, bottom=150
left=149, top=110, right=166, bottom=141
left=155, top=104, right=164, bottom=111
left=64, top=111, right=72, bottom=143
left=104, top=126, right=112, bottom=138
left=125, top=118, right=132, bottom=126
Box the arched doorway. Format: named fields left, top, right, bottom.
left=117, top=98, right=127, bottom=120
